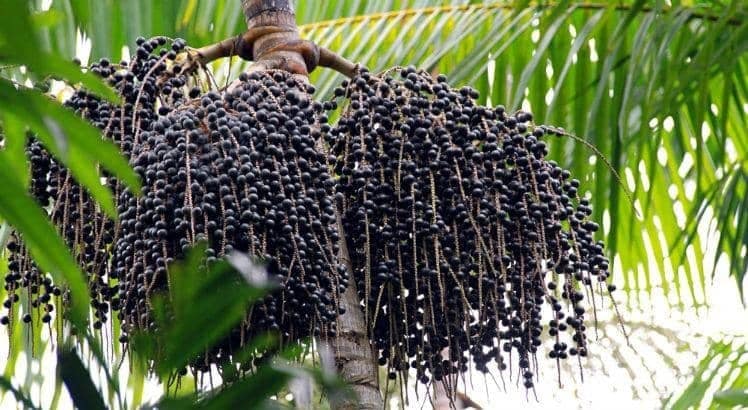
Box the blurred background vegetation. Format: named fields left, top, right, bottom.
left=0, top=0, right=746, bottom=408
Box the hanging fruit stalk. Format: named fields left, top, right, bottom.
left=2, top=0, right=627, bottom=409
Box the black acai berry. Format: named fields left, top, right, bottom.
left=2, top=39, right=347, bottom=375
left=325, top=66, right=618, bottom=390
left=1, top=39, right=619, bottom=394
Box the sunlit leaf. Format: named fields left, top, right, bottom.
left=713, top=389, right=748, bottom=406
left=0, top=376, right=40, bottom=410
left=667, top=340, right=748, bottom=409
left=131, top=244, right=275, bottom=377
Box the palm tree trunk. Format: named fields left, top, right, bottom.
left=239, top=1, right=383, bottom=408
left=240, top=0, right=309, bottom=74
left=334, top=211, right=383, bottom=409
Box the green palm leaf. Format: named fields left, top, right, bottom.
left=666, top=339, right=748, bottom=409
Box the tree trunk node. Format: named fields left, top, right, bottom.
left=241, top=0, right=309, bottom=75
left=188, top=0, right=357, bottom=78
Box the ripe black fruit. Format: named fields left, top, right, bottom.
left=3, top=39, right=346, bottom=375
left=327, top=67, right=616, bottom=388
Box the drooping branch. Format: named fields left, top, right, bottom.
left=192, top=35, right=247, bottom=64
left=318, top=47, right=358, bottom=78
left=177, top=1, right=359, bottom=78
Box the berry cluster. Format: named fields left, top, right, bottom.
left=1, top=36, right=621, bottom=393
left=2, top=36, right=192, bottom=333
left=3, top=38, right=346, bottom=371
left=116, top=70, right=345, bottom=358
left=326, top=67, right=615, bottom=389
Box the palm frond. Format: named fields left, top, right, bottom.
left=665, top=339, right=748, bottom=409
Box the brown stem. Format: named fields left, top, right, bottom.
left=318, top=47, right=358, bottom=78
left=190, top=33, right=359, bottom=78
left=192, top=35, right=246, bottom=65
left=184, top=1, right=359, bottom=78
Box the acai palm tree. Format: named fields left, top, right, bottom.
left=0, top=0, right=746, bottom=408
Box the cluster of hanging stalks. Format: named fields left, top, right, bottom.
left=1, top=1, right=627, bottom=408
